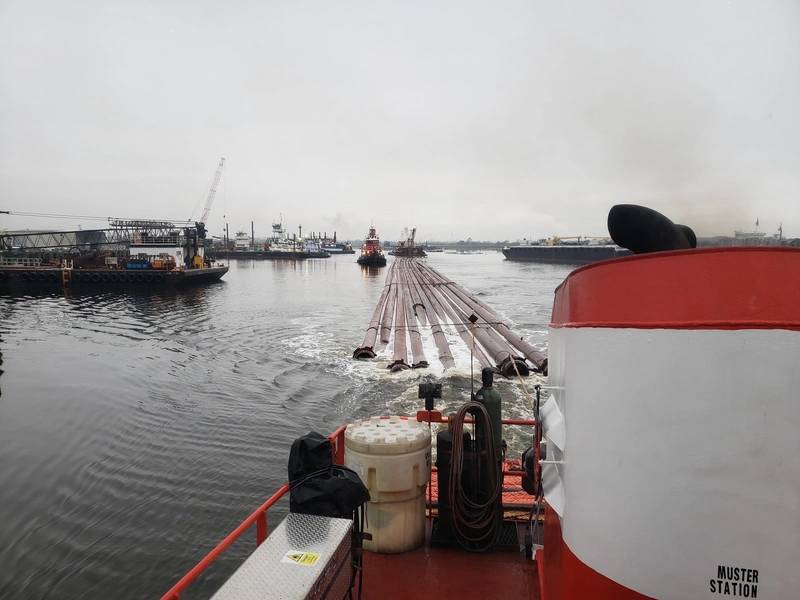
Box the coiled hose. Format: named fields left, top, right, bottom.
left=448, top=401, right=504, bottom=551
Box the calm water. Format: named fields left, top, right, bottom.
left=0, top=253, right=571, bottom=599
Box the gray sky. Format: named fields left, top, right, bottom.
left=1, top=0, right=799, bottom=241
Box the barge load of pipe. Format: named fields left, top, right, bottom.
left=0, top=221, right=228, bottom=290
left=353, top=257, right=547, bottom=376
left=502, top=235, right=630, bottom=264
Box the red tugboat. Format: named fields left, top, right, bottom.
left=162, top=206, right=800, bottom=600
left=356, top=225, right=387, bottom=267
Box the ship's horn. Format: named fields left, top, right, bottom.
left=674, top=224, right=697, bottom=248
left=608, top=204, right=695, bottom=253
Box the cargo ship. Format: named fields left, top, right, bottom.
left=502, top=236, right=630, bottom=264
left=356, top=225, right=387, bottom=267
left=162, top=207, right=799, bottom=600
left=0, top=223, right=228, bottom=290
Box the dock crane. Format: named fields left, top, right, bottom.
left=195, top=157, right=225, bottom=230
left=188, top=157, right=225, bottom=267
left=1, top=158, right=227, bottom=262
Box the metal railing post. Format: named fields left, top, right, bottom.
left=256, top=512, right=267, bottom=546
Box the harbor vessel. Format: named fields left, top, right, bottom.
left=356, top=226, right=387, bottom=267
left=319, top=232, right=355, bottom=254
left=212, top=249, right=310, bottom=260
left=233, top=231, right=251, bottom=251
left=301, top=238, right=331, bottom=259
left=265, top=220, right=312, bottom=258
left=388, top=227, right=426, bottom=257
left=0, top=158, right=230, bottom=290
left=215, top=220, right=315, bottom=260
left=502, top=236, right=630, bottom=264
left=322, top=242, right=355, bottom=254
left=0, top=222, right=228, bottom=290
left=162, top=207, right=799, bottom=600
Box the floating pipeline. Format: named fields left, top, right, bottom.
left=353, top=262, right=395, bottom=359
left=353, top=257, right=547, bottom=376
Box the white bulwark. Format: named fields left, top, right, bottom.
left=546, top=326, right=800, bottom=599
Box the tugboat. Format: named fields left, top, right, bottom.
left=162, top=206, right=800, bottom=600
left=356, top=225, right=387, bottom=267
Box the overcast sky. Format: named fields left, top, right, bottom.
left=1, top=0, right=798, bottom=241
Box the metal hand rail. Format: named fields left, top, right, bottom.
left=416, top=409, right=536, bottom=427
left=0, top=257, right=42, bottom=267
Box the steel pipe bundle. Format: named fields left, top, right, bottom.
left=353, top=262, right=396, bottom=359
left=354, top=258, right=547, bottom=375
left=415, top=261, right=547, bottom=373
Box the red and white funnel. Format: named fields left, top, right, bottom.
left=541, top=247, right=800, bottom=599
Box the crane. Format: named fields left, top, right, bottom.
left=198, top=157, right=225, bottom=226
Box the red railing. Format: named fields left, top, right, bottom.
left=416, top=409, right=536, bottom=428
left=160, top=427, right=348, bottom=600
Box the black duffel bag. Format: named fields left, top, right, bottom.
left=288, top=431, right=333, bottom=481
left=288, top=432, right=370, bottom=599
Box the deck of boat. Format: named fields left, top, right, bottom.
left=160, top=428, right=542, bottom=600
left=361, top=540, right=539, bottom=600
left=359, top=460, right=541, bottom=600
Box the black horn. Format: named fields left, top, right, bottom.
left=608, top=204, right=696, bottom=253
left=674, top=224, right=697, bottom=249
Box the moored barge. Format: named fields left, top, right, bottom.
left=0, top=259, right=228, bottom=291
left=501, top=243, right=630, bottom=264
left=0, top=223, right=228, bottom=290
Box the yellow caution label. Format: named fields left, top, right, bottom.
left=281, top=551, right=320, bottom=566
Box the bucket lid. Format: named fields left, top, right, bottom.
left=345, top=416, right=431, bottom=455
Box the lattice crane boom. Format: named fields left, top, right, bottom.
left=199, top=157, right=225, bottom=225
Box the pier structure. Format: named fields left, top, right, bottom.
left=353, top=258, right=547, bottom=375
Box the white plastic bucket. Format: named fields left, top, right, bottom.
left=344, top=416, right=431, bottom=553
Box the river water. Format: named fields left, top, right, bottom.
left=0, top=252, right=571, bottom=599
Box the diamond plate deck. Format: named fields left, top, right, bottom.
left=211, top=513, right=352, bottom=600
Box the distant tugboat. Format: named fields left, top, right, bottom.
left=357, top=225, right=387, bottom=267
